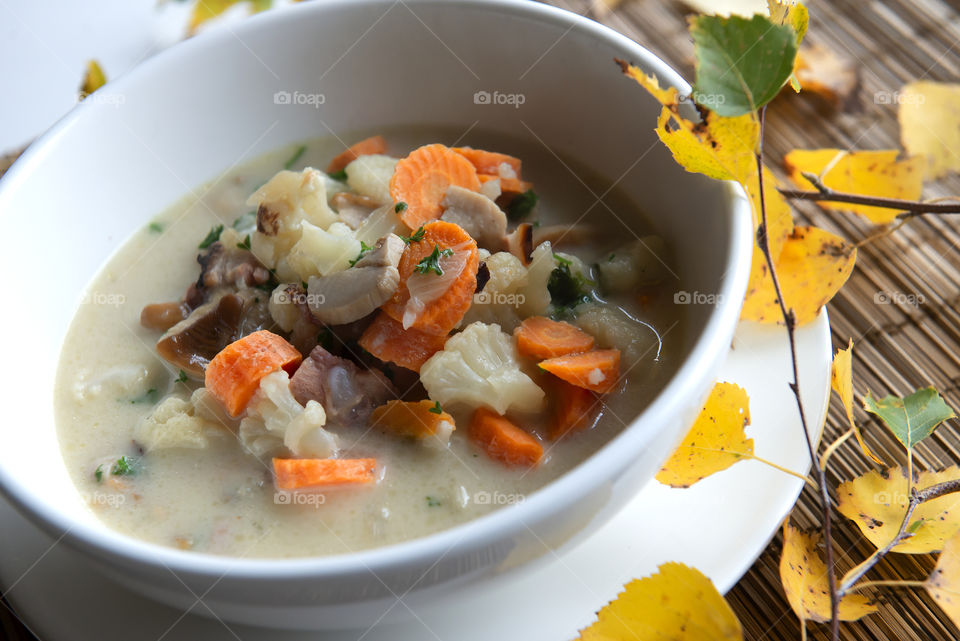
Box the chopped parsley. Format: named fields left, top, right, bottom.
left=111, top=456, right=137, bottom=477
left=176, top=370, right=188, bottom=384
left=394, top=202, right=408, bottom=214
left=414, top=244, right=454, bottom=276
left=428, top=401, right=443, bottom=415
left=128, top=388, right=160, bottom=405
left=95, top=464, right=104, bottom=483
left=328, top=168, right=348, bottom=182
left=198, top=224, right=224, bottom=249
left=148, top=221, right=164, bottom=233
left=426, top=496, right=442, bottom=507
left=283, top=145, right=307, bottom=170
left=348, top=241, right=373, bottom=267
left=548, top=259, right=593, bottom=310
left=506, top=189, right=538, bottom=220
left=237, top=234, right=252, bottom=251
left=608, top=253, right=616, bottom=261
left=400, top=225, right=426, bottom=244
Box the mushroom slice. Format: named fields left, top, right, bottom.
left=307, top=267, right=399, bottom=326
left=440, top=185, right=508, bottom=252
left=140, top=301, right=191, bottom=332
left=155, top=293, right=247, bottom=378
left=506, top=223, right=534, bottom=266
left=331, top=192, right=380, bottom=229
left=354, top=233, right=405, bottom=269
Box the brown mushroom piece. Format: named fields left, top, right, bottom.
left=305, top=234, right=404, bottom=326
left=440, top=185, right=509, bottom=252
left=140, top=301, right=191, bottom=332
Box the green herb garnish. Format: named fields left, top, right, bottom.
left=507, top=189, right=538, bottom=220
left=128, top=388, right=160, bottom=405
left=328, top=168, right=348, bottom=182
left=348, top=241, right=373, bottom=267
left=176, top=370, right=188, bottom=384
left=400, top=225, right=426, bottom=245
left=548, top=263, right=593, bottom=309
left=395, top=202, right=408, bottom=214
left=428, top=401, right=443, bottom=415
left=198, top=224, right=224, bottom=249
left=111, top=456, right=137, bottom=476
left=237, top=234, right=252, bottom=251
left=95, top=465, right=104, bottom=483
left=426, top=496, right=442, bottom=507
left=414, top=244, right=454, bottom=276
left=148, top=221, right=164, bottom=233
left=283, top=145, right=307, bottom=170
left=317, top=328, right=334, bottom=351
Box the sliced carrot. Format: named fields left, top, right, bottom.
left=547, top=379, right=600, bottom=440
left=514, top=316, right=595, bottom=360
left=538, top=349, right=621, bottom=394
left=370, top=400, right=455, bottom=439
left=358, top=312, right=449, bottom=371
left=272, top=458, right=377, bottom=490
left=453, top=147, right=523, bottom=178
left=326, top=135, right=388, bottom=174
left=468, top=407, right=543, bottom=467
left=205, top=330, right=302, bottom=417
left=390, top=144, right=481, bottom=229
left=381, top=221, right=479, bottom=335
left=478, top=173, right=533, bottom=195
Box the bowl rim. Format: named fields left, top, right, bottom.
left=0, top=0, right=753, bottom=581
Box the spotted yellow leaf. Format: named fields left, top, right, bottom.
left=79, top=59, right=106, bottom=99
left=837, top=465, right=960, bottom=554
left=741, top=225, right=856, bottom=325
left=784, top=149, right=925, bottom=224
left=768, top=1, right=808, bottom=43
left=657, top=382, right=752, bottom=488
left=898, top=81, right=960, bottom=180
left=576, top=562, right=743, bottom=640
left=780, top=522, right=878, bottom=623
left=926, top=528, right=960, bottom=627
left=831, top=340, right=883, bottom=463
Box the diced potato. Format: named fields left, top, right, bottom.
left=345, top=154, right=397, bottom=205
left=135, top=396, right=215, bottom=451
left=460, top=251, right=527, bottom=331
left=285, top=221, right=362, bottom=281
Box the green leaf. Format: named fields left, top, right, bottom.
left=237, top=234, right=252, bottom=251
left=414, top=245, right=454, bottom=276
left=283, top=144, right=306, bottom=170
left=507, top=190, right=538, bottom=220
left=429, top=401, right=443, bottom=415
left=198, top=224, right=224, bottom=249
left=690, top=14, right=799, bottom=117
left=111, top=456, right=138, bottom=476
left=863, top=387, right=955, bottom=450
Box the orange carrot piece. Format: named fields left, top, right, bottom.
left=539, top=349, right=621, bottom=394
left=468, top=408, right=543, bottom=467
left=205, top=330, right=302, bottom=417
left=514, top=316, right=595, bottom=360
left=390, top=144, right=481, bottom=229
left=548, top=380, right=600, bottom=440
left=272, top=458, right=377, bottom=490
left=370, top=400, right=455, bottom=439
left=358, top=312, right=449, bottom=371
left=478, top=173, right=533, bottom=195
left=381, top=221, right=479, bottom=335
left=326, top=135, right=388, bottom=174
left=453, top=147, right=523, bottom=178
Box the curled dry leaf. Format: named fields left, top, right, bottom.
left=836, top=465, right=960, bottom=554
left=830, top=339, right=883, bottom=463
left=784, top=149, right=924, bottom=224
left=656, top=382, right=752, bottom=488
left=780, top=522, right=878, bottom=623
left=926, top=528, right=960, bottom=628
left=793, top=43, right=859, bottom=108
left=863, top=387, right=955, bottom=450
left=79, top=59, right=106, bottom=98
left=898, top=81, right=960, bottom=180
left=575, top=562, right=743, bottom=640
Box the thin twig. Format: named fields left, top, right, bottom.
left=754, top=109, right=840, bottom=638
left=751, top=455, right=819, bottom=489
left=847, top=579, right=927, bottom=593
left=779, top=172, right=960, bottom=215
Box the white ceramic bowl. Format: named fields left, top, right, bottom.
left=0, top=0, right=751, bottom=630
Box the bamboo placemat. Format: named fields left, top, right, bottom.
left=2, top=0, right=960, bottom=638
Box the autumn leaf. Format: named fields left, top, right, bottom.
left=681, top=0, right=767, bottom=16
left=793, top=43, right=859, bottom=108
left=575, top=562, right=743, bottom=640
left=188, top=0, right=273, bottom=35
left=689, top=14, right=799, bottom=117
left=780, top=522, right=878, bottom=623
left=863, top=387, right=955, bottom=450
left=768, top=0, right=808, bottom=44
left=898, top=81, right=960, bottom=180
left=926, top=528, right=960, bottom=627
left=657, top=382, right=752, bottom=487
left=831, top=340, right=883, bottom=464
left=784, top=149, right=925, bottom=224
left=79, top=59, right=106, bottom=99
left=740, top=225, right=857, bottom=325
left=837, top=465, right=960, bottom=554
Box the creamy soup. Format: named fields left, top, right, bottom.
left=54, top=127, right=685, bottom=558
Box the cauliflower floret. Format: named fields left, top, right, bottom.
left=247, top=168, right=339, bottom=269
left=461, top=251, right=527, bottom=331
left=355, top=204, right=403, bottom=246
left=420, top=322, right=544, bottom=415
left=283, top=221, right=362, bottom=282
left=135, top=395, right=218, bottom=451
left=345, top=154, right=397, bottom=205
left=238, top=370, right=339, bottom=459
left=575, top=303, right=661, bottom=368
left=597, top=235, right=669, bottom=294
left=518, top=242, right=555, bottom=317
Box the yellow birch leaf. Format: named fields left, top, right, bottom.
left=768, top=1, right=808, bottom=43
left=188, top=0, right=272, bottom=35
left=656, top=382, right=752, bottom=488
left=784, top=149, right=925, bottom=224
left=926, top=528, right=960, bottom=627
left=79, top=59, right=106, bottom=98
left=740, top=225, right=856, bottom=325
left=830, top=340, right=884, bottom=463
left=576, top=562, right=743, bottom=641
left=836, top=465, right=960, bottom=554
left=780, top=523, right=878, bottom=623
left=793, top=43, right=859, bottom=108
left=898, top=81, right=960, bottom=180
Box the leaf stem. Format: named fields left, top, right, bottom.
left=754, top=107, right=841, bottom=639
left=779, top=173, right=960, bottom=215
left=750, top=455, right=819, bottom=489
left=847, top=579, right=927, bottom=593
left=819, top=428, right=854, bottom=471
